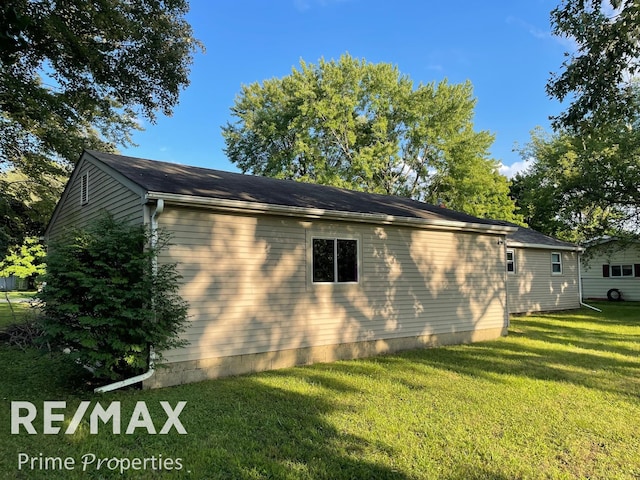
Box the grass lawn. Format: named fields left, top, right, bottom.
left=0, top=292, right=37, bottom=330
left=0, top=303, right=639, bottom=479
left=3, top=291, right=37, bottom=300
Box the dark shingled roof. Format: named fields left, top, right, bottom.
left=497, top=220, right=579, bottom=249
left=87, top=150, right=509, bottom=227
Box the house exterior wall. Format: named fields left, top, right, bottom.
left=582, top=243, right=640, bottom=301
left=147, top=205, right=509, bottom=388
left=46, top=159, right=145, bottom=241
left=507, top=247, right=580, bottom=314
left=0, top=276, right=17, bottom=291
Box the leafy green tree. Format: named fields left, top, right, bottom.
left=0, top=166, right=65, bottom=258
left=223, top=54, right=523, bottom=223
left=0, top=236, right=46, bottom=281
left=0, top=236, right=46, bottom=321
left=544, top=1, right=640, bottom=240
left=548, top=0, right=640, bottom=129
left=1, top=0, right=202, bottom=181
left=511, top=125, right=640, bottom=241
left=510, top=170, right=567, bottom=238
left=39, top=214, right=189, bottom=381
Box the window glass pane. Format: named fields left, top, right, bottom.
left=551, top=253, right=562, bottom=273
left=337, top=239, right=358, bottom=282
left=622, top=265, right=633, bottom=276
left=506, top=250, right=515, bottom=273
left=612, top=265, right=622, bottom=277
left=313, top=239, right=335, bottom=282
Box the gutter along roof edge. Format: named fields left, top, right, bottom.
left=146, top=192, right=518, bottom=235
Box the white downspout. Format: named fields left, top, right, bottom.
left=578, top=251, right=602, bottom=312
left=93, top=350, right=157, bottom=393
left=95, top=199, right=165, bottom=393
left=503, top=236, right=510, bottom=330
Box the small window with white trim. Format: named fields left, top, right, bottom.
left=312, top=238, right=358, bottom=283
left=506, top=249, right=516, bottom=274
left=611, top=264, right=634, bottom=277
left=551, top=252, right=562, bottom=275
left=80, top=172, right=89, bottom=205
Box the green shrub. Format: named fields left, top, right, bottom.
left=38, top=214, right=188, bottom=380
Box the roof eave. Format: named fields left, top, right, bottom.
left=146, top=192, right=518, bottom=235
left=507, top=241, right=584, bottom=252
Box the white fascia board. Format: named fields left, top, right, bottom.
left=145, top=192, right=518, bottom=235
left=507, top=241, right=584, bottom=252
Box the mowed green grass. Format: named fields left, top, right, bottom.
left=0, top=292, right=37, bottom=330
left=0, top=303, right=638, bottom=479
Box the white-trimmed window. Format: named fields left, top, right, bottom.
left=80, top=172, right=89, bottom=205
left=611, top=264, right=634, bottom=277
left=551, top=252, right=562, bottom=275
left=506, top=249, right=516, bottom=274
left=603, top=264, right=640, bottom=277
left=312, top=238, right=358, bottom=283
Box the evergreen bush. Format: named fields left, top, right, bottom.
left=39, top=214, right=189, bottom=380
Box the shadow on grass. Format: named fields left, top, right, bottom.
left=151, top=374, right=411, bottom=480
left=368, top=310, right=640, bottom=398
left=0, top=345, right=410, bottom=479
left=175, top=374, right=521, bottom=479
left=175, top=374, right=407, bottom=479
left=2, top=306, right=638, bottom=479
left=512, top=317, right=640, bottom=358
left=153, top=373, right=519, bottom=479
left=0, top=348, right=95, bottom=399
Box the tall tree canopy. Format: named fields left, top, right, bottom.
left=1, top=0, right=202, bottom=171
left=0, top=166, right=65, bottom=257
left=548, top=0, right=640, bottom=129
left=511, top=121, right=640, bottom=242
left=223, top=54, right=522, bottom=223
left=534, top=1, right=640, bottom=241
left=0, top=0, right=202, bottom=255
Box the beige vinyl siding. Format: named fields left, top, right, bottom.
left=158, top=206, right=508, bottom=364
left=47, top=159, right=144, bottom=240
left=507, top=248, right=580, bottom=313
left=582, top=243, right=640, bottom=301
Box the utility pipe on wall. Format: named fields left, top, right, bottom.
left=94, top=200, right=165, bottom=393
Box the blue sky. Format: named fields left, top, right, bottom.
left=121, top=0, right=571, bottom=178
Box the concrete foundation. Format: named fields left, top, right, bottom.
left=143, top=326, right=507, bottom=389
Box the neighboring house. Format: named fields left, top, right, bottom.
left=0, top=275, right=17, bottom=291
left=581, top=239, right=640, bottom=301
left=46, top=150, right=518, bottom=388
left=0, top=275, right=29, bottom=291
left=502, top=224, right=583, bottom=314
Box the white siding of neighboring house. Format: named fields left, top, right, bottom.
left=0, top=276, right=17, bottom=291
left=582, top=243, right=640, bottom=301
left=157, top=205, right=509, bottom=365
left=507, top=247, right=580, bottom=314
left=47, top=158, right=145, bottom=241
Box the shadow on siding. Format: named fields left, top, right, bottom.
left=162, top=207, right=507, bottom=370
